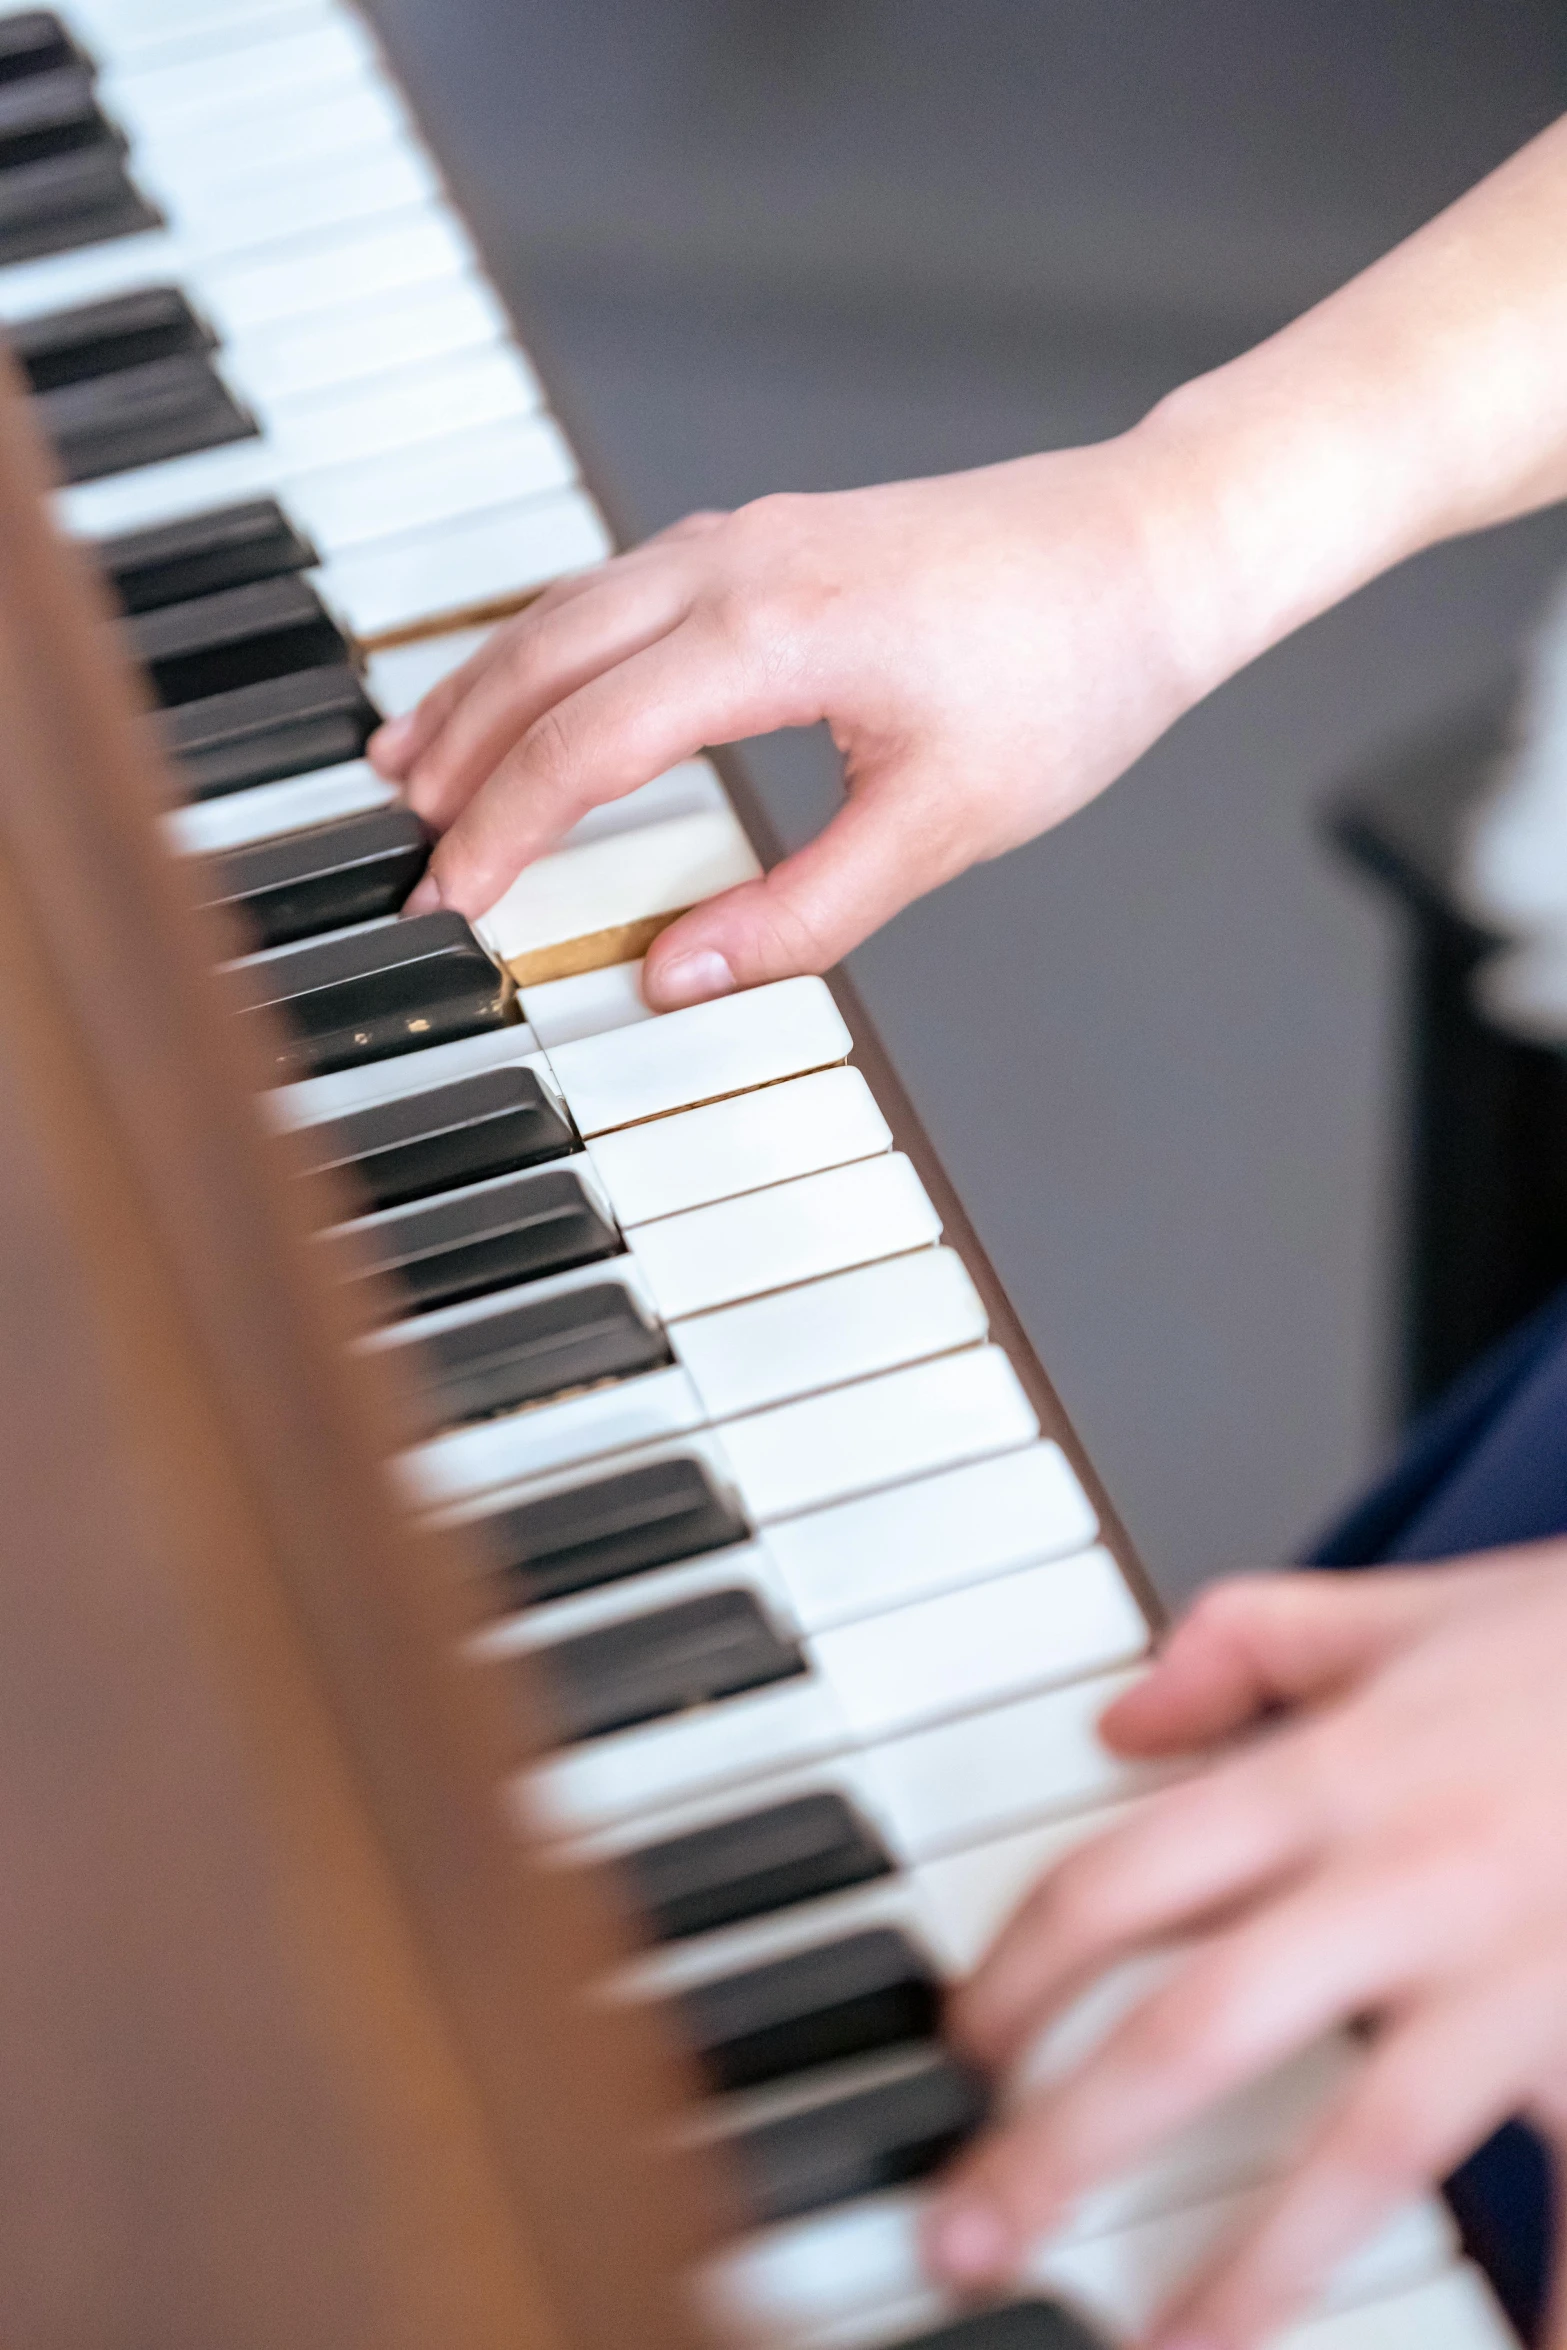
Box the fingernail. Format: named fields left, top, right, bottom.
left=369, top=713, right=413, bottom=771
left=926, top=2198, right=1012, bottom=2282
left=648, top=949, right=735, bottom=1009
left=403, top=872, right=444, bottom=916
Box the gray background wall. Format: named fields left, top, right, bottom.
left=370, top=1, right=1567, bottom=1603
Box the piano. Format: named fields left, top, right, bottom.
left=0, top=5, right=1528, bottom=2348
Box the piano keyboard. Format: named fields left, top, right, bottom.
left=0, top=5, right=1522, bottom=2347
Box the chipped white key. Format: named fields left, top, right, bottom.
left=722, top=1345, right=1038, bottom=1524
left=549, top=977, right=853, bottom=1139
left=764, top=1443, right=1101, bottom=1631
left=318, top=485, right=612, bottom=642
left=523, top=960, right=657, bottom=1050
left=633, top=1154, right=940, bottom=1323
left=478, top=803, right=762, bottom=987
left=589, top=1066, right=891, bottom=1228
left=164, top=760, right=397, bottom=856
left=670, top=1248, right=984, bottom=1419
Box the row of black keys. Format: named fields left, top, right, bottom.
left=12, top=277, right=386, bottom=792
left=0, top=11, right=157, bottom=270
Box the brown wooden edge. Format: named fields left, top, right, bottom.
left=0, top=343, right=722, bottom=2341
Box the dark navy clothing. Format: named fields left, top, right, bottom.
left=1304, top=1282, right=1567, bottom=2342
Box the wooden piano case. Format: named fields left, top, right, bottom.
left=0, top=347, right=719, bottom=2347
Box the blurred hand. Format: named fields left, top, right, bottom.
left=925, top=1549, right=1567, bottom=2350
left=371, top=437, right=1223, bottom=1008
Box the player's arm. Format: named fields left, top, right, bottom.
left=375, top=114, right=1567, bottom=1007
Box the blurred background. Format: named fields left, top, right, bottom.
left=367, top=0, right=1567, bottom=1606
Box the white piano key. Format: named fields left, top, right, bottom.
left=671, top=1248, right=983, bottom=1421
left=530, top=1655, right=1146, bottom=1847
left=164, top=761, right=397, bottom=857
left=634, top=1153, right=941, bottom=1324
left=133, top=77, right=413, bottom=200
left=230, top=275, right=510, bottom=406
left=137, top=133, right=440, bottom=267
left=862, top=1665, right=1147, bottom=1862
left=558, top=758, right=730, bottom=846
left=549, top=977, right=853, bottom=1139
left=100, top=18, right=379, bottom=132
left=485, top=1534, right=790, bottom=1659
left=58, top=365, right=562, bottom=544
left=708, top=2190, right=1459, bottom=2350
left=0, top=226, right=182, bottom=321
left=477, top=803, right=761, bottom=976
left=268, top=1026, right=552, bottom=1130
left=364, top=1249, right=659, bottom=1362
left=260, top=340, right=544, bottom=466
left=915, top=1805, right=1138, bottom=1974
left=195, top=206, right=476, bottom=339
left=532, top=1672, right=855, bottom=1837
left=1278, top=2267, right=1517, bottom=2350
left=763, top=1443, right=1102, bottom=1633
left=318, top=485, right=613, bottom=641
left=722, top=1345, right=1039, bottom=1525
left=812, top=1547, right=1147, bottom=1745
left=400, top=1363, right=708, bottom=1511
left=588, top=1066, right=890, bottom=1230
left=521, top=960, right=657, bottom=1050
left=68, top=0, right=351, bottom=65
left=366, top=624, right=494, bottom=716
left=292, top=411, right=577, bottom=552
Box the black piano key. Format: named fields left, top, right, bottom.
left=625, top=1792, right=894, bottom=1944
left=732, top=2050, right=989, bottom=2226
left=0, top=13, right=85, bottom=82
left=340, top=1163, right=620, bottom=1318
left=536, top=1587, right=807, bottom=1747
left=894, top=2306, right=1114, bottom=2350
left=165, top=663, right=380, bottom=800
left=235, top=907, right=513, bottom=1082
left=127, top=574, right=350, bottom=709
left=34, top=348, right=252, bottom=481
left=295, top=1064, right=577, bottom=1213
left=485, top=1453, right=750, bottom=1611
left=0, top=140, right=158, bottom=269
left=0, top=59, right=101, bottom=160
left=199, top=804, right=431, bottom=952
left=679, top=1929, right=942, bottom=2095
left=8, top=284, right=211, bottom=393
left=97, top=499, right=318, bottom=615
left=418, top=1276, right=668, bottom=1429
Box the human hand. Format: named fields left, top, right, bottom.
left=370, top=434, right=1227, bottom=1009
left=925, top=1548, right=1567, bottom=2349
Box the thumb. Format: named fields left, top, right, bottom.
left=642, top=770, right=960, bottom=1009
left=1101, top=1567, right=1447, bottom=1757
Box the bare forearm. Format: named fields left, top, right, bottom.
left=1134, top=112, right=1567, bottom=699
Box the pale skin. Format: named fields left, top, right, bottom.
left=373, top=114, right=1567, bottom=2350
